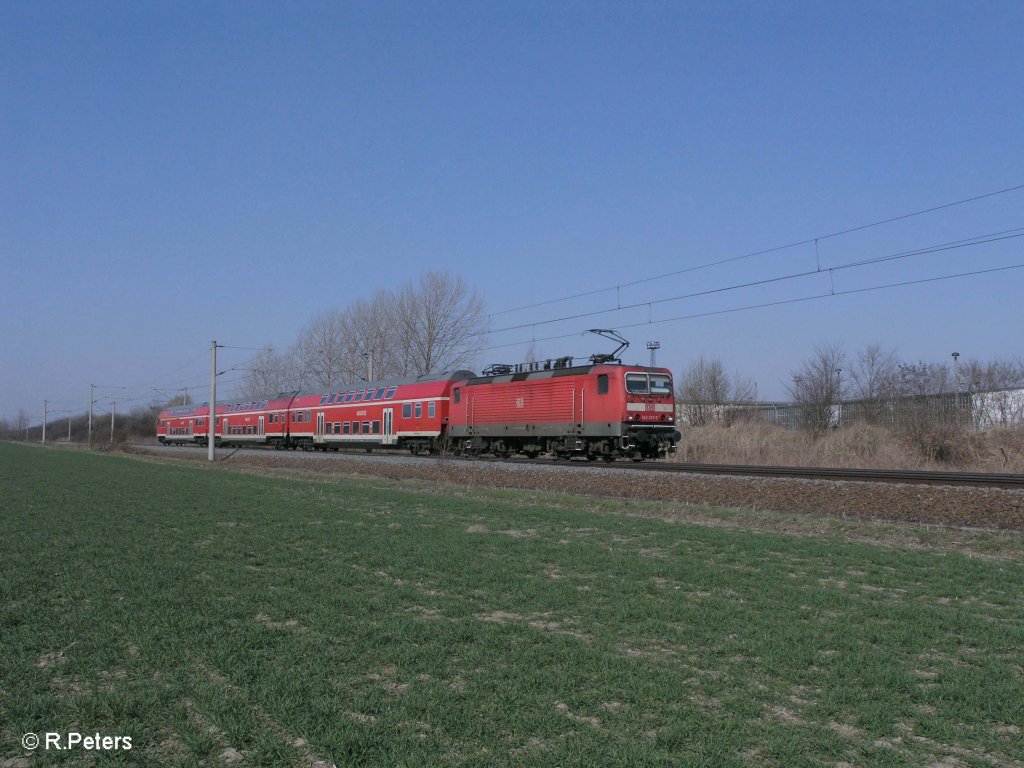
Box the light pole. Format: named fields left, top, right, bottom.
left=951, top=352, right=960, bottom=391
left=208, top=340, right=218, bottom=462
left=42, top=400, right=47, bottom=444
left=88, top=384, right=94, bottom=448
left=363, top=349, right=374, bottom=382
left=646, top=341, right=660, bottom=368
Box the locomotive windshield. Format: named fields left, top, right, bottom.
left=625, top=372, right=673, bottom=396
left=649, top=374, right=672, bottom=395
left=625, top=373, right=649, bottom=394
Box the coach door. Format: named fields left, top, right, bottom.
left=382, top=408, right=395, bottom=445
left=315, top=412, right=325, bottom=445
left=258, top=416, right=265, bottom=437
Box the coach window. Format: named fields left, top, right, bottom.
left=372, top=420, right=381, bottom=434
left=364, top=388, right=374, bottom=400
left=428, top=402, right=436, bottom=418
left=353, top=421, right=360, bottom=434
left=385, top=386, right=397, bottom=399
left=343, top=422, right=350, bottom=434
left=597, top=374, right=609, bottom=394
left=305, top=410, right=311, bottom=421
left=415, top=402, right=422, bottom=418
left=625, top=373, right=649, bottom=394
left=362, top=421, right=370, bottom=433
left=320, top=395, right=329, bottom=405
left=453, top=388, right=461, bottom=404
left=353, top=391, right=363, bottom=402
left=374, top=387, right=386, bottom=400
left=402, top=403, right=412, bottom=418
left=334, top=422, right=340, bottom=433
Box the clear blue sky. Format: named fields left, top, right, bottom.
left=3, top=0, right=1023, bottom=420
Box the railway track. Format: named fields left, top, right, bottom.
left=547, top=460, right=1024, bottom=490
left=137, top=443, right=1024, bottom=490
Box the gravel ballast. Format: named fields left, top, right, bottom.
left=132, top=445, right=1024, bottom=530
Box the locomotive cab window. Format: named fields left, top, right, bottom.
left=597, top=374, right=609, bottom=394
left=625, top=373, right=649, bottom=394
left=453, top=388, right=461, bottom=404
left=649, top=374, right=672, bottom=396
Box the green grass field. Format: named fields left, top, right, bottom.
left=1, top=443, right=1022, bottom=767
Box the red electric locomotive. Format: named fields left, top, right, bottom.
left=447, top=362, right=678, bottom=461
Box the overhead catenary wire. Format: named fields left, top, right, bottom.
left=471, top=261, right=1024, bottom=355
left=476, top=228, right=1024, bottom=338
left=487, top=182, right=1024, bottom=319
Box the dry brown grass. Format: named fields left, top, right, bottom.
left=673, top=423, right=1024, bottom=473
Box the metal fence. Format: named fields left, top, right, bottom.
left=678, top=388, right=1024, bottom=431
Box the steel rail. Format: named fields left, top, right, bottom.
left=555, top=460, right=1024, bottom=489
left=136, top=443, right=1023, bottom=490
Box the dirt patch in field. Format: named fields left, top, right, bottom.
left=476, top=610, right=592, bottom=641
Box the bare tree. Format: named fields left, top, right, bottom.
left=294, top=310, right=348, bottom=388
left=239, top=346, right=303, bottom=398
left=677, top=356, right=756, bottom=426
left=395, top=272, right=485, bottom=374
left=788, top=343, right=846, bottom=433
left=240, top=272, right=485, bottom=395
left=849, top=344, right=899, bottom=400
left=848, top=344, right=900, bottom=425
left=338, top=291, right=405, bottom=382
left=896, top=361, right=951, bottom=398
